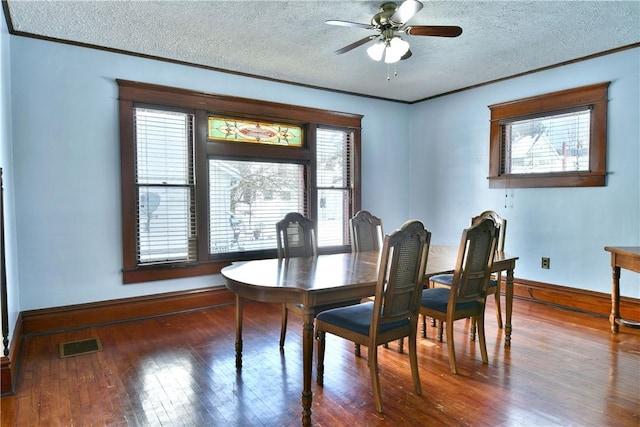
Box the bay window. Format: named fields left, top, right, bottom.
left=118, top=80, right=362, bottom=283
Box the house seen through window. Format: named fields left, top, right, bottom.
left=504, top=110, right=590, bottom=174
left=488, top=82, right=608, bottom=188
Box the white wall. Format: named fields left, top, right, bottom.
left=409, top=47, right=640, bottom=297
left=9, top=36, right=411, bottom=311
left=1, top=8, right=20, bottom=341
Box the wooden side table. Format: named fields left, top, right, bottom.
left=604, top=246, right=640, bottom=333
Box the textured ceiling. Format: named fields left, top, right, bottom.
left=5, top=0, right=640, bottom=103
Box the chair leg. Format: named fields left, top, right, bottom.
left=421, top=314, right=427, bottom=338
left=408, top=332, right=422, bottom=396
left=470, top=317, right=477, bottom=341
left=316, top=331, right=326, bottom=385
left=438, top=321, right=444, bottom=342
left=397, top=338, right=404, bottom=353
left=368, top=344, right=383, bottom=413
left=445, top=320, right=458, bottom=374
left=355, top=343, right=361, bottom=357
left=477, top=313, right=489, bottom=365
left=474, top=288, right=502, bottom=336
left=279, top=304, right=288, bottom=348
left=494, top=288, right=503, bottom=328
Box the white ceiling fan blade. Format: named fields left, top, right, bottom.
left=390, top=0, right=424, bottom=25
left=326, top=20, right=374, bottom=30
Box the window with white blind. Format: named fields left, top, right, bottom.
left=135, top=108, right=196, bottom=265
left=118, top=80, right=362, bottom=283
left=488, top=82, right=608, bottom=188
left=503, top=109, right=590, bottom=174
left=316, top=128, right=352, bottom=247
left=209, top=160, right=306, bottom=254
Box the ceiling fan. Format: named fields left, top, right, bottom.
left=327, top=0, right=462, bottom=64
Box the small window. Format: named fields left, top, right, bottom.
left=488, top=83, right=609, bottom=188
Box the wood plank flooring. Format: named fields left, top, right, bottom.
left=1, top=296, right=639, bottom=426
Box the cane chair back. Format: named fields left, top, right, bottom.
left=420, top=217, right=499, bottom=374
left=428, top=210, right=506, bottom=335
left=316, top=220, right=431, bottom=413
left=276, top=212, right=317, bottom=259
left=350, top=210, right=383, bottom=253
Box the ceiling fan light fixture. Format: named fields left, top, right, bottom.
left=327, top=0, right=462, bottom=74
left=366, top=40, right=386, bottom=61
left=384, top=36, right=410, bottom=64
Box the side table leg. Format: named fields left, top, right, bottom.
left=505, top=268, right=514, bottom=348
left=235, top=295, right=244, bottom=369
left=610, top=266, right=621, bottom=333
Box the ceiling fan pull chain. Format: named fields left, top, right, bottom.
left=386, top=64, right=399, bottom=82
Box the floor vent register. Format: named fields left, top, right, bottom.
left=58, top=337, right=103, bottom=358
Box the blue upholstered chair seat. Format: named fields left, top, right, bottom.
left=421, top=287, right=481, bottom=313
left=430, top=274, right=453, bottom=286
left=431, top=273, right=497, bottom=288
left=316, top=301, right=410, bottom=336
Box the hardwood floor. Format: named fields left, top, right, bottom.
left=1, top=296, right=639, bottom=426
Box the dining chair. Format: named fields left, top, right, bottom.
left=276, top=212, right=317, bottom=348
left=276, top=212, right=362, bottom=349
left=315, top=220, right=431, bottom=413
left=427, top=210, right=506, bottom=338
left=276, top=212, right=317, bottom=259
left=420, top=216, right=498, bottom=374
left=350, top=210, right=383, bottom=253
left=349, top=210, right=406, bottom=353
left=349, top=210, right=384, bottom=355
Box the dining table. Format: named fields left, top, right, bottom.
left=221, top=245, right=518, bottom=426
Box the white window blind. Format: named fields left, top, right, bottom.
left=316, top=128, right=351, bottom=247
left=209, top=159, right=306, bottom=254
left=502, top=109, right=591, bottom=174
left=134, top=108, right=196, bottom=264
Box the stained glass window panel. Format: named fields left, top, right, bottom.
left=208, top=117, right=302, bottom=146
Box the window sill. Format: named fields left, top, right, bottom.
left=123, top=261, right=228, bottom=284
left=488, top=172, right=606, bottom=189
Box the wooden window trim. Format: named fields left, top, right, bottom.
left=488, top=82, right=609, bottom=188
left=118, top=80, right=362, bottom=284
